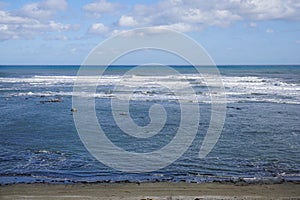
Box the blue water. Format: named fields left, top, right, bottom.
left=0, top=65, right=299, bottom=184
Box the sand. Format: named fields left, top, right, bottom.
left=1, top=182, right=299, bottom=200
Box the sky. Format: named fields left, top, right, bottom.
left=0, top=0, right=300, bottom=65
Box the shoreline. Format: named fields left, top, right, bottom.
left=1, top=182, right=299, bottom=199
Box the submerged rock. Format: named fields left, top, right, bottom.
left=40, top=98, right=62, bottom=103
left=227, top=106, right=241, bottom=110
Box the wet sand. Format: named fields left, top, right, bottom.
left=1, top=182, right=299, bottom=199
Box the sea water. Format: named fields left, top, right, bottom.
left=0, top=65, right=299, bottom=184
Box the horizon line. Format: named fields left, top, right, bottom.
left=1, top=64, right=300, bottom=67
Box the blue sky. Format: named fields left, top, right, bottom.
left=0, top=0, right=299, bottom=65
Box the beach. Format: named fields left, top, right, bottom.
left=1, top=0, right=300, bottom=199
left=1, top=182, right=299, bottom=199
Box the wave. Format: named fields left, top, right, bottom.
left=1, top=75, right=299, bottom=104
left=1, top=173, right=298, bottom=185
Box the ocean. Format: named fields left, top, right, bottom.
left=0, top=65, right=299, bottom=184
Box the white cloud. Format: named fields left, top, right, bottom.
left=111, top=25, right=193, bottom=38
left=45, top=35, right=69, bottom=41
left=0, top=10, right=33, bottom=24
left=113, top=0, right=243, bottom=32
left=88, top=23, right=109, bottom=35
left=118, top=15, right=138, bottom=27
left=249, top=22, right=257, bottom=27
left=235, top=0, right=300, bottom=21
left=155, top=23, right=194, bottom=32
left=18, top=0, right=67, bottom=20
left=70, top=48, right=77, bottom=54
left=0, top=9, right=76, bottom=41
left=46, top=35, right=69, bottom=40
left=266, top=28, right=274, bottom=33
left=83, top=0, right=122, bottom=18
left=19, top=3, right=53, bottom=20
left=114, top=0, right=300, bottom=33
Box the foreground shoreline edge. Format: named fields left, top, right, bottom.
left=1, top=182, right=299, bottom=199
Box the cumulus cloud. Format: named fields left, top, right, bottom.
left=18, top=0, right=67, bottom=20
left=113, top=0, right=243, bottom=32
left=88, top=23, right=109, bottom=35
left=2, top=0, right=300, bottom=41
left=266, top=28, right=274, bottom=33
left=45, top=35, right=69, bottom=40
left=110, top=27, right=174, bottom=37
left=155, top=23, right=194, bottom=32
left=83, top=0, right=123, bottom=18
left=235, top=0, right=300, bottom=21
left=249, top=22, right=257, bottom=27
left=0, top=0, right=83, bottom=41
left=113, top=0, right=300, bottom=33
left=118, top=15, right=138, bottom=27
left=0, top=9, right=76, bottom=41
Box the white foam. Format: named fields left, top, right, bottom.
left=1, top=75, right=299, bottom=104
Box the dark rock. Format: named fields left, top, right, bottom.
left=227, top=106, right=241, bottom=110
left=40, top=98, right=62, bottom=103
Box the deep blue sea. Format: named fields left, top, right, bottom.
left=0, top=65, right=299, bottom=184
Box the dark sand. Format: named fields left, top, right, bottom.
left=1, top=182, right=299, bottom=199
